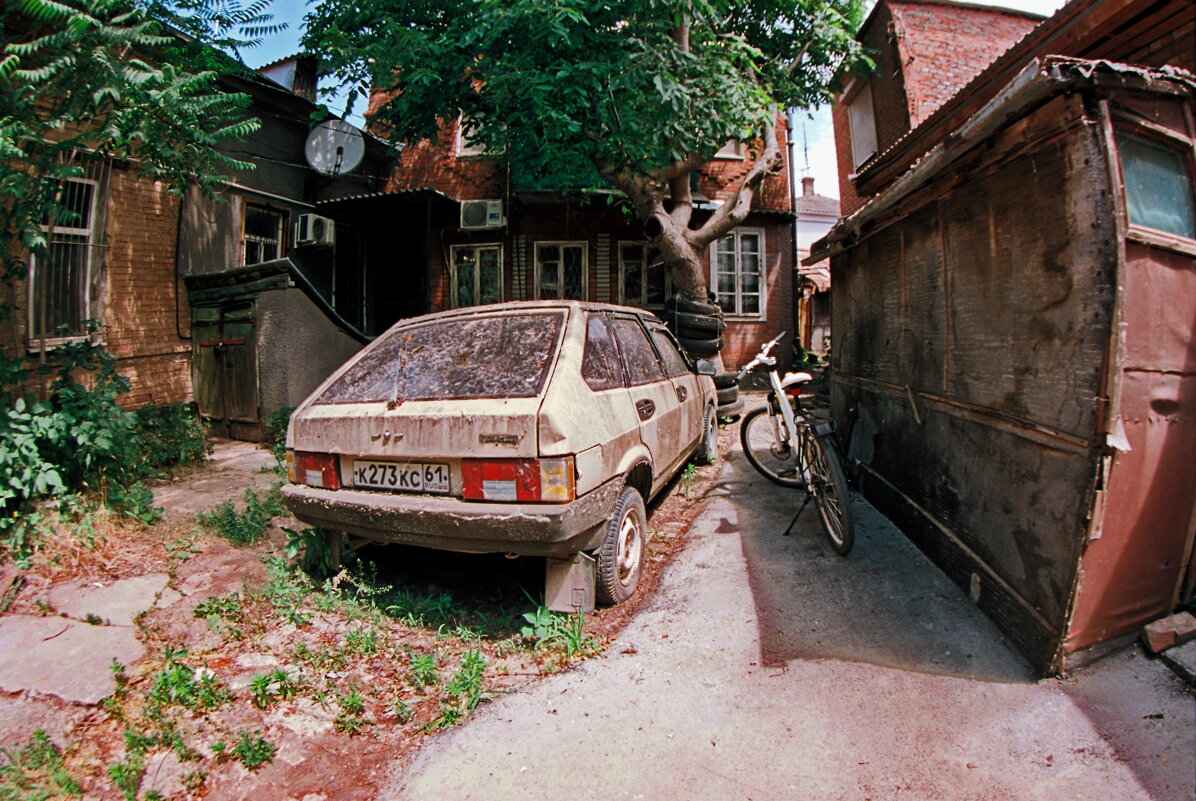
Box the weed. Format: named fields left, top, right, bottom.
left=680, top=462, right=698, bottom=496
left=407, top=652, right=439, bottom=688
left=84, top=612, right=103, bottom=625
left=107, top=755, right=143, bottom=801
left=182, top=769, right=207, bottom=793
left=264, top=406, right=294, bottom=471
left=520, top=605, right=596, bottom=658
left=197, top=485, right=285, bottom=546
left=147, top=649, right=231, bottom=712
left=248, top=669, right=301, bottom=710
left=392, top=699, right=413, bottom=724
left=230, top=730, right=275, bottom=770
left=344, top=627, right=380, bottom=655
left=334, top=688, right=368, bottom=735
left=0, top=730, right=82, bottom=799
left=283, top=525, right=336, bottom=578
left=192, top=593, right=243, bottom=622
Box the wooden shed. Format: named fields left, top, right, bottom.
left=813, top=57, right=1196, bottom=673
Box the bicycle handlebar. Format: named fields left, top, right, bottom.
left=734, top=331, right=789, bottom=382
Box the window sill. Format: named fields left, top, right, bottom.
left=26, top=333, right=105, bottom=353
left=1126, top=227, right=1196, bottom=258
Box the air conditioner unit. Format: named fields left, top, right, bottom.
left=294, top=213, right=336, bottom=247
left=460, top=199, right=505, bottom=230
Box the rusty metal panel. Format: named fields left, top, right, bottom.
left=1068, top=242, right=1196, bottom=650
left=832, top=94, right=1119, bottom=672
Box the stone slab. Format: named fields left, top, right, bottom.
left=1158, top=639, right=1196, bottom=688
left=48, top=573, right=169, bottom=627
left=0, top=615, right=145, bottom=705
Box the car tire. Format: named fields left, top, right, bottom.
left=664, top=293, right=721, bottom=316
left=677, top=334, right=723, bottom=357
left=717, top=397, right=745, bottom=419
left=596, top=486, right=647, bottom=605
left=666, top=311, right=726, bottom=337
left=716, top=385, right=739, bottom=406
left=694, top=404, right=718, bottom=465
left=713, top=371, right=739, bottom=389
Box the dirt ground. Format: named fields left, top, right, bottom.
left=0, top=427, right=732, bottom=801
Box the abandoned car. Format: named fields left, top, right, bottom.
left=281, top=300, right=719, bottom=606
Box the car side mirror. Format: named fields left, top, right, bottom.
left=694, top=359, right=717, bottom=376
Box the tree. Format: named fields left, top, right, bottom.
left=0, top=0, right=277, bottom=319
left=304, top=0, right=867, bottom=299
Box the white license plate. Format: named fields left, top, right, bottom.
left=352, top=460, right=450, bottom=494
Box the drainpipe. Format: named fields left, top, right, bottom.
left=787, top=108, right=801, bottom=354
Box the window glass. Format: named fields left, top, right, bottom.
left=648, top=326, right=690, bottom=377
left=847, top=81, right=878, bottom=169
left=1117, top=130, right=1196, bottom=240
left=536, top=242, right=587, bottom=299
left=711, top=228, right=765, bottom=317
left=30, top=178, right=97, bottom=340
left=243, top=205, right=283, bottom=265
left=315, top=312, right=564, bottom=403
left=582, top=314, right=625, bottom=391
left=620, top=243, right=670, bottom=307
left=609, top=317, right=665, bottom=385
left=452, top=244, right=502, bottom=307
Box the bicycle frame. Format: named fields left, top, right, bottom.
left=735, top=332, right=814, bottom=481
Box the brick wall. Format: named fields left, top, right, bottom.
left=892, top=1, right=1039, bottom=127
left=834, top=0, right=1039, bottom=216
left=102, top=167, right=193, bottom=408
left=1, top=164, right=193, bottom=409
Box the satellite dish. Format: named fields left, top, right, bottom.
left=305, top=119, right=365, bottom=177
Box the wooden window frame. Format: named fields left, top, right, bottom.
left=617, top=241, right=671, bottom=309
left=1111, top=110, right=1196, bottom=257
left=710, top=227, right=766, bottom=319
left=534, top=241, right=588, bottom=300
left=450, top=243, right=504, bottom=308
left=241, top=201, right=286, bottom=266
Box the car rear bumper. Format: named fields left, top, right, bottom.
left=281, top=478, right=623, bottom=557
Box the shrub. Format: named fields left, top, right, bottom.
left=133, top=402, right=211, bottom=474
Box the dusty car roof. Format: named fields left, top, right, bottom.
left=382, top=300, right=663, bottom=331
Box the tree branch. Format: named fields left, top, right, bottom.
left=689, top=114, right=783, bottom=250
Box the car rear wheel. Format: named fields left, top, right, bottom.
left=596, top=486, right=647, bottom=605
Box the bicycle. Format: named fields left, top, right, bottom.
left=735, top=333, right=854, bottom=555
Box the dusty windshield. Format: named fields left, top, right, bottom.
left=315, top=312, right=565, bottom=403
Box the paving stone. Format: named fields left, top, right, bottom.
left=1158, top=639, right=1196, bottom=689
left=0, top=616, right=145, bottom=705
left=48, top=573, right=169, bottom=627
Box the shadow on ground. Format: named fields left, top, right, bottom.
left=718, top=439, right=1034, bottom=683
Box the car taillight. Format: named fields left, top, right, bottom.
left=461, top=458, right=575, bottom=503
left=291, top=451, right=341, bottom=490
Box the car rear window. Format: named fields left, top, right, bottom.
left=314, top=312, right=565, bottom=403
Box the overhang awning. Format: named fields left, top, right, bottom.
left=316, top=187, right=457, bottom=212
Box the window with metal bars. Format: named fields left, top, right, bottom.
left=242, top=203, right=284, bottom=265
left=535, top=242, right=587, bottom=300
left=28, top=177, right=98, bottom=343
left=451, top=244, right=503, bottom=307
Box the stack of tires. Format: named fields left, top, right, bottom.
left=662, top=293, right=744, bottom=419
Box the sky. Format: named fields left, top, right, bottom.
left=248, top=0, right=1072, bottom=200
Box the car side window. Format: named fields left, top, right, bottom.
left=647, top=325, right=690, bottom=378
left=582, top=313, right=625, bottom=391
left=610, top=316, right=666, bottom=385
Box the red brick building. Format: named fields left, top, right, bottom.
left=373, top=114, right=799, bottom=373
left=833, top=0, right=1043, bottom=215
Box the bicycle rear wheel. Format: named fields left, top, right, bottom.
left=804, top=432, right=854, bottom=555
left=739, top=406, right=804, bottom=488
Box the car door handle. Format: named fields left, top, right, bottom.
left=636, top=399, right=656, bottom=421
left=675, top=386, right=688, bottom=403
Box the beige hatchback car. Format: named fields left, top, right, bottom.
left=282, top=300, right=718, bottom=606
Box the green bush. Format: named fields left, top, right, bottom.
left=134, top=402, right=211, bottom=475
left=0, top=338, right=212, bottom=562
left=264, top=406, right=294, bottom=470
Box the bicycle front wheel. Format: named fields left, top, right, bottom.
left=804, top=432, right=854, bottom=555
left=739, top=406, right=804, bottom=488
